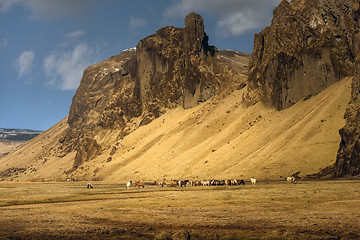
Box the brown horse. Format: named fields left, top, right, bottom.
left=135, top=181, right=144, bottom=188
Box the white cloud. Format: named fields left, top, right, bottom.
left=43, top=43, right=98, bottom=90
left=15, top=50, right=35, bottom=78
left=64, top=30, right=85, bottom=39
left=129, top=16, right=146, bottom=30
left=0, top=0, right=100, bottom=19
left=164, top=0, right=282, bottom=36
left=217, top=9, right=261, bottom=37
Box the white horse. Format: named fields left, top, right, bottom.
left=251, top=177, right=256, bottom=185
left=201, top=180, right=210, bottom=186
left=287, top=176, right=295, bottom=184
left=126, top=181, right=132, bottom=189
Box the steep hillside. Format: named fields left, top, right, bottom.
left=64, top=13, right=247, bottom=172
left=0, top=13, right=249, bottom=181
left=0, top=141, right=23, bottom=159
left=218, top=50, right=251, bottom=75
left=59, top=77, right=352, bottom=181
left=246, top=0, right=355, bottom=110
left=244, top=0, right=360, bottom=177
left=0, top=118, right=73, bottom=181
left=0, top=76, right=351, bottom=181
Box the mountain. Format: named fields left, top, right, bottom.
left=0, top=128, right=42, bottom=141
left=246, top=0, right=355, bottom=110
left=64, top=12, right=247, bottom=173
left=245, top=0, right=359, bottom=177
left=1, top=1, right=360, bottom=181
left=0, top=128, right=42, bottom=158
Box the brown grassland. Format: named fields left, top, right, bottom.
left=0, top=180, right=359, bottom=239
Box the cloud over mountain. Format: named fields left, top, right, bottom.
left=43, top=43, right=98, bottom=90
left=15, top=50, right=35, bottom=78
left=129, top=16, right=146, bottom=30
left=0, top=0, right=100, bottom=19
left=164, top=0, right=281, bottom=36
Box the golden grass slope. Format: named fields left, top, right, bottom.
left=0, top=77, right=352, bottom=182
left=0, top=140, right=23, bottom=158
left=0, top=117, right=74, bottom=181
left=76, top=77, right=352, bottom=181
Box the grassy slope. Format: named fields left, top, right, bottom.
left=0, top=77, right=352, bottom=182
left=81, top=77, right=352, bottom=181
left=0, top=140, right=24, bottom=158
left=0, top=117, right=74, bottom=180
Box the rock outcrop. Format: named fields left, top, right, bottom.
left=335, top=2, right=360, bottom=177
left=65, top=12, right=245, bottom=171
left=245, top=0, right=360, bottom=177
left=246, top=0, right=356, bottom=110
left=244, top=0, right=360, bottom=177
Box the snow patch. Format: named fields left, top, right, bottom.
left=124, top=47, right=136, bottom=52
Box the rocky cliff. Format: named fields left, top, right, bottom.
left=246, top=0, right=356, bottom=110
left=335, top=2, right=360, bottom=177
left=245, top=0, right=360, bottom=177
left=65, top=12, right=246, bottom=171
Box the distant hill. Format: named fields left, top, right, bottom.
left=0, top=128, right=42, bottom=158
left=0, top=128, right=42, bottom=141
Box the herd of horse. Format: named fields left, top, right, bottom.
left=125, top=176, right=297, bottom=189
left=126, top=177, right=261, bottom=189
left=84, top=177, right=296, bottom=189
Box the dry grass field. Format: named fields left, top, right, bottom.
left=0, top=180, right=359, bottom=239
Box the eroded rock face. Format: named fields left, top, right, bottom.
left=335, top=2, right=360, bottom=177
left=247, top=0, right=356, bottom=110
left=245, top=0, right=360, bottom=177
left=66, top=12, right=245, bottom=170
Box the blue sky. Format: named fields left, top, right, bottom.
left=0, top=0, right=281, bottom=131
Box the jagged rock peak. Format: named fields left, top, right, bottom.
left=185, top=12, right=204, bottom=33
left=183, top=12, right=215, bottom=56
left=64, top=12, right=244, bottom=170
left=184, top=12, right=205, bottom=45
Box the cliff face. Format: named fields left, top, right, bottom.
left=247, top=0, right=356, bottom=110
left=335, top=2, right=360, bottom=177
left=246, top=0, right=360, bottom=177
left=66, top=12, right=245, bottom=170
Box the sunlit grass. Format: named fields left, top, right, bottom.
left=0, top=180, right=359, bottom=239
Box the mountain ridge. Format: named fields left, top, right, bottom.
left=0, top=128, right=42, bottom=159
